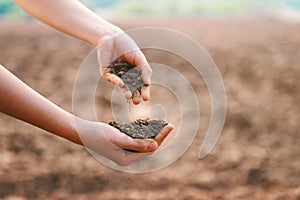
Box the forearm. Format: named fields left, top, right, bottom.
left=0, top=65, right=82, bottom=145
left=13, top=0, right=121, bottom=45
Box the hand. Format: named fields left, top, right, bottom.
left=96, top=26, right=152, bottom=105
left=76, top=119, right=174, bottom=166
left=13, top=0, right=151, bottom=105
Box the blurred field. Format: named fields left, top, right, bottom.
left=0, top=18, right=300, bottom=199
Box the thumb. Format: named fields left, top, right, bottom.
left=114, top=137, right=158, bottom=153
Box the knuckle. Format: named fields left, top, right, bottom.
left=101, top=72, right=110, bottom=79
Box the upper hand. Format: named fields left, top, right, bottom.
left=96, top=26, right=152, bottom=105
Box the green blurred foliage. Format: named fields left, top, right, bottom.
left=0, top=0, right=17, bottom=15
left=284, top=0, right=300, bottom=9
left=0, top=0, right=30, bottom=18
left=98, top=0, right=283, bottom=16
left=0, top=0, right=298, bottom=18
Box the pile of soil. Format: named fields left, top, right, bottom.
left=109, top=61, right=144, bottom=94
left=109, top=119, right=168, bottom=139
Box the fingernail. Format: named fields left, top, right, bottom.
left=168, top=124, right=174, bottom=130
left=144, top=94, right=150, bottom=101
left=125, top=91, right=132, bottom=99
left=145, top=79, right=151, bottom=86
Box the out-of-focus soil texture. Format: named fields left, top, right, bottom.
left=0, top=19, right=299, bottom=200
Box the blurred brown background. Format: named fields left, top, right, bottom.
left=0, top=16, right=300, bottom=200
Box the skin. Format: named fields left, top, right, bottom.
left=0, top=0, right=174, bottom=166
left=13, top=0, right=152, bottom=104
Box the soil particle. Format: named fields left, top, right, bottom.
left=109, top=118, right=168, bottom=139
left=109, top=61, right=144, bottom=94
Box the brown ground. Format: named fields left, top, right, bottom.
left=0, top=18, right=299, bottom=200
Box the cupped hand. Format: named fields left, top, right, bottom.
left=96, top=27, right=152, bottom=105
left=77, top=119, right=174, bottom=166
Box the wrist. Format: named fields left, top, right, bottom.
left=93, top=24, right=123, bottom=46
left=64, top=114, right=84, bottom=145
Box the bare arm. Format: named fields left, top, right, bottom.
left=13, top=0, right=152, bottom=103
left=0, top=64, right=81, bottom=144
left=0, top=64, right=173, bottom=165
left=13, top=0, right=117, bottom=45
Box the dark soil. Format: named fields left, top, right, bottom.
left=109, top=119, right=168, bottom=139
left=109, top=61, right=144, bottom=94
left=1, top=20, right=300, bottom=199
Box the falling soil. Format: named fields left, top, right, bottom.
left=109, top=61, right=144, bottom=94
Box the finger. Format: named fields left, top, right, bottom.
left=140, top=65, right=152, bottom=86
left=124, top=90, right=132, bottom=100
left=155, top=124, right=174, bottom=146
left=118, top=84, right=132, bottom=100
left=124, top=51, right=152, bottom=86
left=135, top=59, right=152, bottom=86
left=135, top=52, right=152, bottom=86
left=132, top=90, right=141, bottom=105
left=107, top=126, right=158, bottom=153
left=102, top=72, right=133, bottom=100
left=120, top=138, right=158, bottom=153
left=141, top=85, right=150, bottom=101
left=102, top=72, right=124, bottom=87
